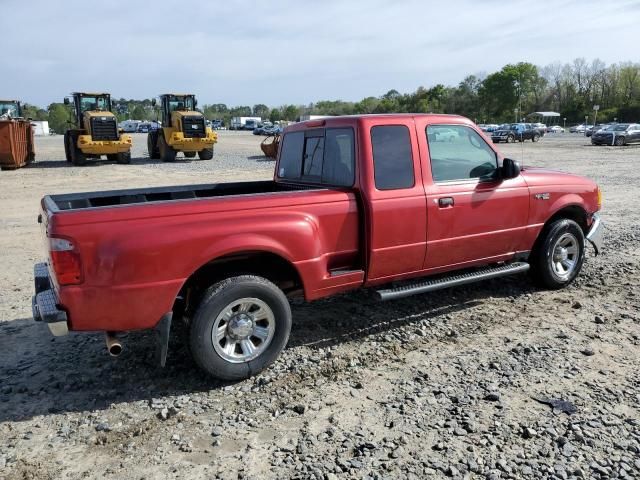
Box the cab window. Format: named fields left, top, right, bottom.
left=371, top=125, right=414, bottom=190
left=278, top=128, right=355, bottom=187
left=426, top=125, right=497, bottom=182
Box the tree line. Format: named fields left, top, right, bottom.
left=23, top=58, right=640, bottom=134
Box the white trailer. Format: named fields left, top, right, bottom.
left=231, top=117, right=261, bottom=130
left=30, top=120, right=50, bottom=136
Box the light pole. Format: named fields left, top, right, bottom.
left=563, top=117, right=566, bottom=131
left=593, top=105, right=599, bottom=128
left=584, top=115, right=588, bottom=137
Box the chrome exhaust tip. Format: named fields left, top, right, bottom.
left=105, top=332, right=122, bottom=357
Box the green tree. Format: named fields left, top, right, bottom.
left=269, top=108, right=282, bottom=123
left=281, top=105, right=299, bottom=121
left=252, top=104, right=270, bottom=118
left=47, top=103, right=72, bottom=133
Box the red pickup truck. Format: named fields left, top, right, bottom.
left=33, top=114, right=603, bottom=380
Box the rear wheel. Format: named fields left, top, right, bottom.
left=117, top=151, right=131, bottom=164
left=183, top=151, right=196, bottom=158
left=529, top=219, right=585, bottom=289
left=614, top=136, right=625, bottom=146
left=147, top=132, right=160, bottom=159
left=532, top=134, right=540, bottom=142
left=198, top=147, right=214, bottom=160
left=63, top=132, right=72, bottom=162
left=158, top=132, right=176, bottom=162
left=189, top=275, right=291, bottom=380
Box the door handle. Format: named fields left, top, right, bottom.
left=438, top=197, right=454, bottom=208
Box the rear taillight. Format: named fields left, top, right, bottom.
left=49, top=237, right=82, bottom=285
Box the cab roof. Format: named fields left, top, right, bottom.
left=159, top=93, right=195, bottom=97
left=285, top=113, right=473, bottom=132
left=0, top=99, right=20, bottom=103
left=71, top=92, right=111, bottom=96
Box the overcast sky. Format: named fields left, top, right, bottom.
left=3, top=0, right=639, bottom=108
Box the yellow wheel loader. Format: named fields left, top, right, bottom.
left=147, top=94, right=217, bottom=162
left=63, top=92, right=132, bottom=166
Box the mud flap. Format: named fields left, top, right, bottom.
left=155, top=312, right=173, bottom=367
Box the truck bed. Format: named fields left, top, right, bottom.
left=46, top=180, right=320, bottom=211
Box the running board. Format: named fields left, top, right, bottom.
left=375, top=262, right=530, bottom=301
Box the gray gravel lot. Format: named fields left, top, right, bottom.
left=0, top=132, right=638, bottom=479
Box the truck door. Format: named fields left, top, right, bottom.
left=416, top=122, right=529, bottom=269
left=362, top=119, right=427, bottom=282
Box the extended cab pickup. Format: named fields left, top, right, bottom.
left=33, top=114, right=603, bottom=380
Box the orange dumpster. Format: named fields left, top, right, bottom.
left=0, top=119, right=35, bottom=170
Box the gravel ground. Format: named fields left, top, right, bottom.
left=0, top=132, right=638, bottom=480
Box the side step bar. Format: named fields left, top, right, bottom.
left=375, top=262, right=530, bottom=301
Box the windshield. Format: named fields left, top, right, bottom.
left=167, top=95, right=195, bottom=112
left=0, top=101, right=20, bottom=117
left=79, top=95, right=109, bottom=113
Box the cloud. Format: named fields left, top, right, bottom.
left=2, top=0, right=637, bottom=107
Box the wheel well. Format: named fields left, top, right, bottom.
left=174, top=252, right=304, bottom=320
left=547, top=205, right=588, bottom=233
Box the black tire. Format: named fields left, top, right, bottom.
left=70, top=137, right=87, bottom=166
left=506, top=135, right=514, bottom=143
left=158, top=132, right=176, bottom=162
left=198, top=147, right=214, bottom=160
left=183, top=151, right=196, bottom=158
left=532, top=134, right=540, bottom=142
left=189, top=275, right=291, bottom=380
left=106, top=154, right=118, bottom=162
left=147, top=132, right=160, bottom=159
left=529, top=219, right=585, bottom=289
left=614, top=136, right=625, bottom=146
left=63, top=132, right=72, bottom=162
left=117, top=151, right=131, bottom=164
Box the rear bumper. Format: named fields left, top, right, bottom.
left=168, top=131, right=218, bottom=151
left=32, top=262, right=68, bottom=336
left=77, top=134, right=132, bottom=154
left=586, top=213, right=603, bottom=255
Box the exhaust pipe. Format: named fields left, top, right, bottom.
left=105, top=332, right=123, bottom=357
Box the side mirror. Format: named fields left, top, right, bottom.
left=151, top=98, right=156, bottom=107
left=63, top=98, right=70, bottom=105
left=501, top=158, right=521, bottom=179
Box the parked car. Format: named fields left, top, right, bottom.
left=570, top=124, right=587, bottom=133
left=478, top=124, right=500, bottom=133
left=532, top=123, right=547, bottom=136
left=591, top=123, right=640, bottom=146
left=32, top=114, right=602, bottom=381
left=137, top=123, right=151, bottom=133
left=586, top=124, right=607, bottom=137
left=491, top=123, right=541, bottom=143
left=547, top=125, right=565, bottom=133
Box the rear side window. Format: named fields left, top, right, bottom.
left=278, top=128, right=355, bottom=187
left=371, top=125, right=414, bottom=190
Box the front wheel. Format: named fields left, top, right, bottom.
left=529, top=219, right=585, bottom=289
left=532, top=134, right=540, bottom=142
left=158, top=133, right=176, bottom=162
left=506, top=135, right=514, bottom=143
left=189, top=275, right=292, bottom=380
